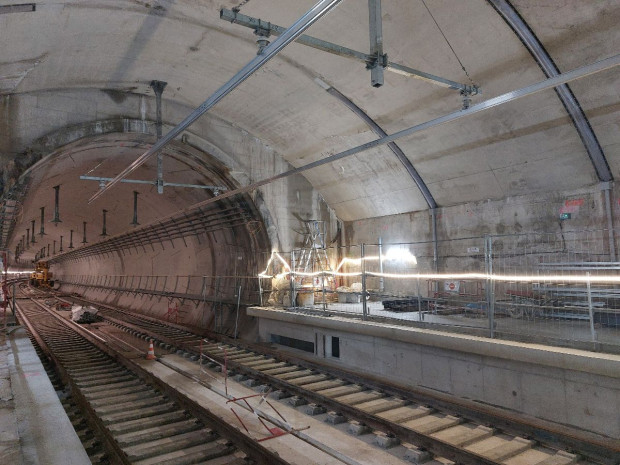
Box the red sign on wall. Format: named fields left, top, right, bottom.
left=564, top=199, right=584, bottom=207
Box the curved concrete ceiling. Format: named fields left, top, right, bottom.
left=12, top=131, right=270, bottom=267
left=1, top=0, right=618, bottom=225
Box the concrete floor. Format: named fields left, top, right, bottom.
left=0, top=326, right=90, bottom=465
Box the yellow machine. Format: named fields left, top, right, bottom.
left=30, top=261, right=54, bottom=288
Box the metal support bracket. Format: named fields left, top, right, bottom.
left=150, top=80, right=167, bottom=194
left=88, top=0, right=345, bottom=203
left=51, top=185, right=61, bottom=224
left=220, top=8, right=478, bottom=93
left=81, top=175, right=226, bottom=194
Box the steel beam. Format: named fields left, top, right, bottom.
left=80, top=175, right=226, bottom=192
left=220, top=9, right=477, bottom=93
left=88, top=0, right=345, bottom=203
left=487, top=0, right=612, bottom=182
left=317, top=79, right=437, bottom=209
left=161, top=54, right=619, bottom=216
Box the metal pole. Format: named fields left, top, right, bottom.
left=234, top=285, right=242, bottom=339
left=378, top=236, right=384, bottom=292
left=53, top=240, right=56, bottom=255
left=59, top=235, right=64, bottom=252
left=39, top=207, right=45, bottom=236
left=150, top=80, right=167, bottom=194
left=11, top=282, right=15, bottom=317
left=82, top=221, right=88, bottom=244
left=26, top=228, right=30, bottom=248
left=417, top=277, right=423, bottom=321
left=51, top=185, right=61, bottom=224
left=131, top=191, right=140, bottom=226
left=602, top=182, right=616, bottom=261
left=69, top=230, right=74, bottom=249
left=31, top=220, right=36, bottom=243
left=290, top=250, right=296, bottom=308
left=361, top=243, right=368, bottom=321
left=89, top=0, right=345, bottom=203
left=101, top=209, right=108, bottom=236
left=485, top=236, right=495, bottom=338
left=586, top=272, right=598, bottom=344
left=368, top=0, right=384, bottom=87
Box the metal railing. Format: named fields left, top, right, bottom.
left=258, top=229, right=620, bottom=353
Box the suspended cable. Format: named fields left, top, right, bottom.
left=420, top=0, right=476, bottom=87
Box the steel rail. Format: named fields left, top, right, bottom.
left=91, top=312, right=495, bottom=465
left=487, top=0, right=612, bottom=182
left=56, top=294, right=620, bottom=463
left=15, top=294, right=290, bottom=465
left=88, top=0, right=345, bottom=204
left=154, top=53, right=620, bottom=218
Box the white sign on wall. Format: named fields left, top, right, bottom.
left=467, top=247, right=480, bottom=253
left=444, top=281, right=460, bottom=293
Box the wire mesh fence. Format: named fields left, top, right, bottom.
left=257, top=229, right=620, bottom=353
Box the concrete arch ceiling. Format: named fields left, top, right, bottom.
left=14, top=132, right=270, bottom=268
left=1, top=0, right=618, bottom=222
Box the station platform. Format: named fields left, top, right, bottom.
left=247, top=306, right=620, bottom=438
left=0, top=325, right=90, bottom=465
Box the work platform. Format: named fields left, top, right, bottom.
left=247, top=306, right=620, bottom=439
left=0, top=326, right=90, bottom=465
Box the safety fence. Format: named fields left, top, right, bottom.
left=257, top=229, right=620, bottom=353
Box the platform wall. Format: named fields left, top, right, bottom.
left=249, top=307, right=620, bottom=438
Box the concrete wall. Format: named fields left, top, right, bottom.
left=346, top=183, right=615, bottom=248
left=250, top=307, right=620, bottom=438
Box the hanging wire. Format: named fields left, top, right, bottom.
left=232, top=0, right=253, bottom=12
left=420, top=0, right=476, bottom=87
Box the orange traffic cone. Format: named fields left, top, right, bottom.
left=146, top=340, right=156, bottom=360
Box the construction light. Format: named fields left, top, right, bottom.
left=382, top=247, right=417, bottom=264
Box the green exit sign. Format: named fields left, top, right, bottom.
left=560, top=213, right=571, bottom=220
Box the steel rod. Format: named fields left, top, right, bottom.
left=162, top=54, right=620, bottom=225
left=89, top=0, right=345, bottom=203
left=80, top=176, right=227, bottom=191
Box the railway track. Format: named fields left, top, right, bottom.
left=13, top=291, right=288, bottom=465
left=58, top=293, right=619, bottom=465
